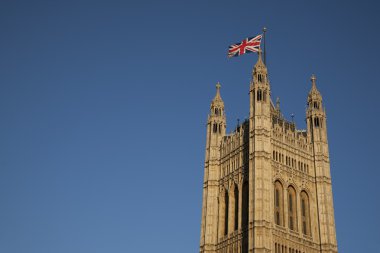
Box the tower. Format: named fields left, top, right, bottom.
left=199, top=56, right=338, bottom=253
left=200, top=82, right=226, bottom=253
left=306, top=75, right=338, bottom=253
left=249, top=52, right=272, bottom=253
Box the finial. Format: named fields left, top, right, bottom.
left=311, top=74, right=317, bottom=88
left=254, top=49, right=264, bottom=66
left=308, top=74, right=321, bottom=98
left=291, top=113, right=295, bottom=123
left=213, top=82, right=223, bottom=102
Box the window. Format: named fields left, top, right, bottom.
left=213, top=123, right=217, bottom=133
left=314, top=117, right=320, bottom=127
left=242, top=182, right=249, bottom=229
left=225, top=191, right=229, bottom=235
left=257, top=89, right=262, bottom=101
left=288, top=186, right=297, bottom=231
left=234, top=185, right=239, bottom=230
left=301, top=191, right=311, bottom=236
left=274, top=181, right=284, bottom=226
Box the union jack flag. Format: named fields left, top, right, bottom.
left=228, top=34, right=262, bottom=58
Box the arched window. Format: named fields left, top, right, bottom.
left=225, top=191, right=229, bottom=235
left=234, top=185, right=239, bottom=230
left=301, top=191, right=311, bottom=236
left=242, top=181, right=249, bottom=229
left=215, top=108, right=219, bottom=115
left=274, top=181, right=284, bottom=226
left=257, top=89, right=262, bottom=101
left=213, top=123, right=218, bottom=133
left=314, top=117, right=320, bottom=127
left=288, top=186, right=297, bottom=231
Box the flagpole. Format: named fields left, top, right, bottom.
left=263, top=27, right=267, bottom=65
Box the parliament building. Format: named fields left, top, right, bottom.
left=199, top=53, right=338, bottom=253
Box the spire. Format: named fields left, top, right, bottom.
left=252, top=49, right=269, bottom=88
left=208, top=82, right=226, bottom=137
left=254, top=49, right=266, bottom=71
left=214, top=82, right=222, bottom=101
left=307, top=74, right=323, bottom=115
left=212, top=82, right=224, bottom=107
left=308, top=74, right=321, bottom=99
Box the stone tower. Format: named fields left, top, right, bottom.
left=199, top=53, right=338, bottom=253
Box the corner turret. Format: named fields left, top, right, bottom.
left=306, top=74, right=326, bottom=142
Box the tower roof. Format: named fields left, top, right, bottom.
left=253, top=50, right=267, bottom=73
left=308, top=74, right=321, bottom=100
left=211, top=82, right=224, bottom=108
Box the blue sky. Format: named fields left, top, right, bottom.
left=0, top=0, right=379, bottom=252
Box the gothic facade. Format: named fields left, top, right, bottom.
left=199, top=53, right=338, bottom=253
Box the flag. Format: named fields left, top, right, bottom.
left=228, top=34, right=262, bottom=58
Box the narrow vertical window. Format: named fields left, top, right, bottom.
left=258, top=74, right=262, bottom=82
left=288, top=186, right=297, bottom=231
left=257, top=89, right=262, bottom=101
left=225, top=191, right=229, bottom=235
left=234, top=185, right=239, bottom=230
left=301, top=191, right=311, bottom=236
left=213, top=123, right=217, bottom=133
left=274, top=181, right=283, bottom=226
left=314, top=117, right=320, bottom=127
left=242, top=182, right=249, bottom=229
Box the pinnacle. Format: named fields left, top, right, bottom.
left=253, top=49, right=267, bottom=75
left=212, top=82, right=224, bottom=103
left=308, top=74, right=321, bottom=99
left=311, top=74, right=317, bottom=89
left=256, top=49, right=265, bottom=66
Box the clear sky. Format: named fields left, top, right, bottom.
left=0, top=0, right=379, bottom=252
